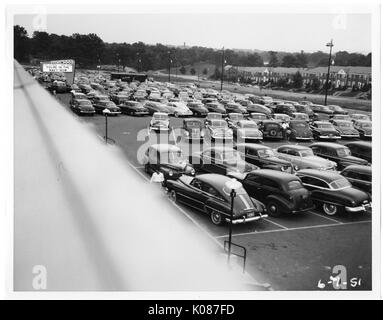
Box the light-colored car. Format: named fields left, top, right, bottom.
left=231, top=120, right=263, bottom=142
left=205, top=119, right=233, bottom=141
left=149, top=112, right=171, bottom=132
left=275, top=144, right=337, bottom=171
left=166, top=102, right=193, bottom=117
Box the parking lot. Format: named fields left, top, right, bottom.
left=55, top=92, right=372, bottom=290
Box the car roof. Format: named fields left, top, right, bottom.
left=342, top=165, right=371, bottom=174
left=289, top=120, right=308, bottom=124
left=149, top=144, right=181, bottom=152
left=297, top=169, right=346, bottom=182
left=184, top=118, right=202, bottom=123
left=153, top=112, right=168, bottom=116
left=355, top=120, right=371, bottom=124
left=333, top=119, right=352, bottom=123
left=249, top=169, right=300, bottom=182
left=262, top=120, right=282, bottom=124
left=344, top=141, right=372, bottom=148
left=195, top=174, right=232, bottom=189
left=277, top=144, right=309, bottom=151
left=203, top=146, right=237, bottom=153
left=237, top=120, right=256, bottom=125
left=314, top=121, right=332, bottom=124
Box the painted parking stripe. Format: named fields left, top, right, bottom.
left=215, top=220, right=371, bottom=239
left=263, top=217, right=289, bottom=230
left=307, top=210, right=343, bottom=224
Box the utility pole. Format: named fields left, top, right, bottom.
left=220, top=47, right=225, bottom=91
left=324, top=39, right=334, bottom=106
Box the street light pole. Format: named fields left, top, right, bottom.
left=103, top=108, right=111, bottom=144
left=227, top=189, right=235, bottom=263
left=324, top=39, right=334, bottom=106
left=168, top=51, right=171, bottom=82
left=220, top=47, right=225, bottom=91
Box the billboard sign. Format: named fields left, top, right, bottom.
left=40, top=59, right=76, bottom=84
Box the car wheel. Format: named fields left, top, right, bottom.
left=210, top=210, right=223, bottom=225
left=267, top=201, right=282, bottom=217
left=144, top=164, right=150, bottom=174
left=174, top=112, right=179, bottom=118
left=322, top=203, right=338, bottom=216
left=169, top=190, right=177, bottom=202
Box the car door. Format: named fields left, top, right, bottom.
left=177, top=178, right=206, bottom=210
left=241, top=174, right=266, bottom=201
left=244, top=147, right=262, bottom=167
left=200, top=181, right=228, bottom=216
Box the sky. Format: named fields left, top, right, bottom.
left=14, top=13, right=371, bottom=54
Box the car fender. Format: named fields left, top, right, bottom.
left=310, top=190, right=349, bottom=207
left=265, top=195, right=292, bottom=211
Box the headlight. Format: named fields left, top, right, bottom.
left=293, top=165, right=299, bottom=171
left=169, top=170, right=174, bottom=177
left=200, top=131, right=205, bottom=137
left=184, top=131, right=189, bottom=136
left=190, top=168, right=195, bottom=175
left=281, top=166, right=289, bottom=172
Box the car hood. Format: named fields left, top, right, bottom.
left=210, top=127, right=232, bottom=134
left=224, top=159, right=258, bottom=173
left=291, top=127, right=312, bottom=136
left=315, top=128, right=339, bottom=135
left=238, top=128, right=262, bottom=136
left=334, top=187, right=370, bottom=205
left=301, top=156, right=334, bottom=168
left=337, top=127, right=359, bottom=134
left=151, top=120, right=169, bottom=126
left=162, top=161, right=193, bottom=172
left=341, top=155, right=368, bottom=165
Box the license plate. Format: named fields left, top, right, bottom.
left=247, top=212, right=255, bottom=218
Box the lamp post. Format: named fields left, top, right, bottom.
left=224, top=178, right=243, bottom=263
left=220, top=47, right=225, bottom=91
left=324, top=39, right=334, bottom=106
left=103, top=108, right=111, bottom=144
left=168, top=51, right=171, bottom=83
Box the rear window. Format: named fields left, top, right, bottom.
left=285, top=180, right=304, bottom=191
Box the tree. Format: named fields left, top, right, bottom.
left=268, top=51, right=279, bottom=67
left=245, top=53, right=264, bottom=66
left=211, top=67, right=221, bottom=80
left=281, top=54, right=298, bottom=67
left=202, top=68, right=208, bottom=75
left=179, top=66, right=186, bottom=74
left=292, top=71, right=303, bottom=88
left=14, top=25, right=29, bottom=62
left=295, top=50, right=308, bottom=68
left=190, top=68, right=196, bottom=75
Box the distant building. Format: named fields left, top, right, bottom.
left=227, top=65, right=371, bottom=89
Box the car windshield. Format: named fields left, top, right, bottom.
left=336, top=148, right=351, bottom=157
left=241, top=122, right=257, bottom=129
left=154, top=114, right=168, bottom=121
left=230, top=114, right=243, bottom=121
left=211, top=120, right=228, bottom=128
left=299, top=149, right=314, bottom=157
left=251, top=114, right=266, bottom=120
left=285, top=180, right=304, bottom=191
left=257, top=149, right=274, bottom=158
left=106, top=102, right=116, bottom=108
left=295, top=114, right=308, bottom=119
left=208, top=114, right=221, bottom=120
left=160, top=150, right=185, bottom=164
left=330, top=178, right=352, bottom=190
left=79, top=100, right=92, bottom=106
left=291, top=122, right=309, bottom=129
left=361, top=123, right=372, bottom=128
left=318, top=123, right=334, bottom=129
left=186, top=121, right=202, bottom=128
left=265, top=123, right=280, bottom=129
left=222, top=150, right=242, bottom=161
left=337, top=122, right=352, bottom=127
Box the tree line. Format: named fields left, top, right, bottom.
left=14, top=25, right=371, bottom=71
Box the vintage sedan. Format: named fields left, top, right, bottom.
left=343, top=141, right=372, bottom=163
left=186, top=101, right=209, bottom=117
left=143, top=144, right=195, bottom=184
left=93, top=100, right=121, bottom=115
left=288, top=120, right=313, bottom=141
left=204, top=101, right=226, bottom=114
left=340, top=165, right=372, bottom=195
left=353, top=120, right=372, bottom=139
left=166, top=102, right=193, bottom=117
left=275, top=145, right=337, bottom=171
left=231, top=120, right=263, bottom=142
left=332, top=120, right=360, bottom=138
left=245, top=103, right=272, bottom=116
left=166, top=174, right=267, bottom=225
left=132, top=89, right=148, bottom=101
left=259, top=120, right=284, bottom=140
left=229, top=169, right=313, bottom=217
left=296, top=169, right=371, bottom=215
left=70, top=99, right=95, bottom=115
left=205, top=119, right=233, bottom=141
left=249, top=112, right=268, bottom=124
left=295, top=104, right=315, bottom=117
left=311, top=104, right=334, bottom=117
left=119, top=100, right=149, bottom=116
left=329, top=114, right=352, bottom=122
left=327, top=105, right=348, bottom=115
left=181, top=119, right=205, bottom=142
left=309, top=142, right=369, bottom=170
left=224, top=102, right=248, bottom=115
left=350, top=113, right=371, bottom=123
left=110, top=93, right=130, bottom=105
left=310, top=121, right=341, bottom=140
left=235, top=143, right=293, bottom=172
left=190, top=146, right=259, bottom=176
left=144, top=101, right=174, bottom=115
left=274, top=103, right=297, bottom=117
left=149, top=112, right=171, bottom=133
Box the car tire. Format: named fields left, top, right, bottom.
left=267, top=200, right=282, bottom=217
left=210, top=209, right=224, bottom=225
left=169, top=189, right=177, bottom=202
left=174, top=112, right=179, bottom=118
left=144, top=164, right=150, bottom=174
left=322, top=203, right=338, bottom=216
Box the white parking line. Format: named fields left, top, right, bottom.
left=307, top=210, right=343, bottom=224
left=215, top=220, right=371, bottom=239
left=263, top=218, right=289, bottom=230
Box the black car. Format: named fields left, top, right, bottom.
left=181, top=119, right=205, bottom=142
left=343, top=141, right=372, bottom=163
left=296, top=169, right=371, bottom=216
left=190, top=146, right=259, bottom=176
left=340, top=165, right=372, bottom=195
left=229, top=169, right=313, bottom=217
left=245, top=104, right=272, bottom=116
left=93, top=100, right=121, bottom=115
left=204, top=102, right=226, bottom=114
left=311, top=104, right=334, bottom=116
left=309, top=142, right=369, bottom=170
left=259, top=120, right=284, bottom=140
left=235, top=143, right=293, bottom=173
left=294, top=104, right=315, bottom=117
left=310, top=121, right=341, bottom=140
left=353, top=120, right=372, bottom=139
left=70, top=99, right=95, bottom=115
left=143, top=144, right=195, bottom=184
left=224, top=102, right=248, bottom=115
left=186, top=101, right=209, bottom=117
left=288, top=120, right=313, bottom=141
left=166, top=174, right=267, bottom=225
left=274, top=103, right=297, bottom=117
left=118, top=101, right=149, bottom=116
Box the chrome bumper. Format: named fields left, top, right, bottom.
left=345, top=203, right=371, bottom=212
left=226, top=214, right=268, bottom=224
